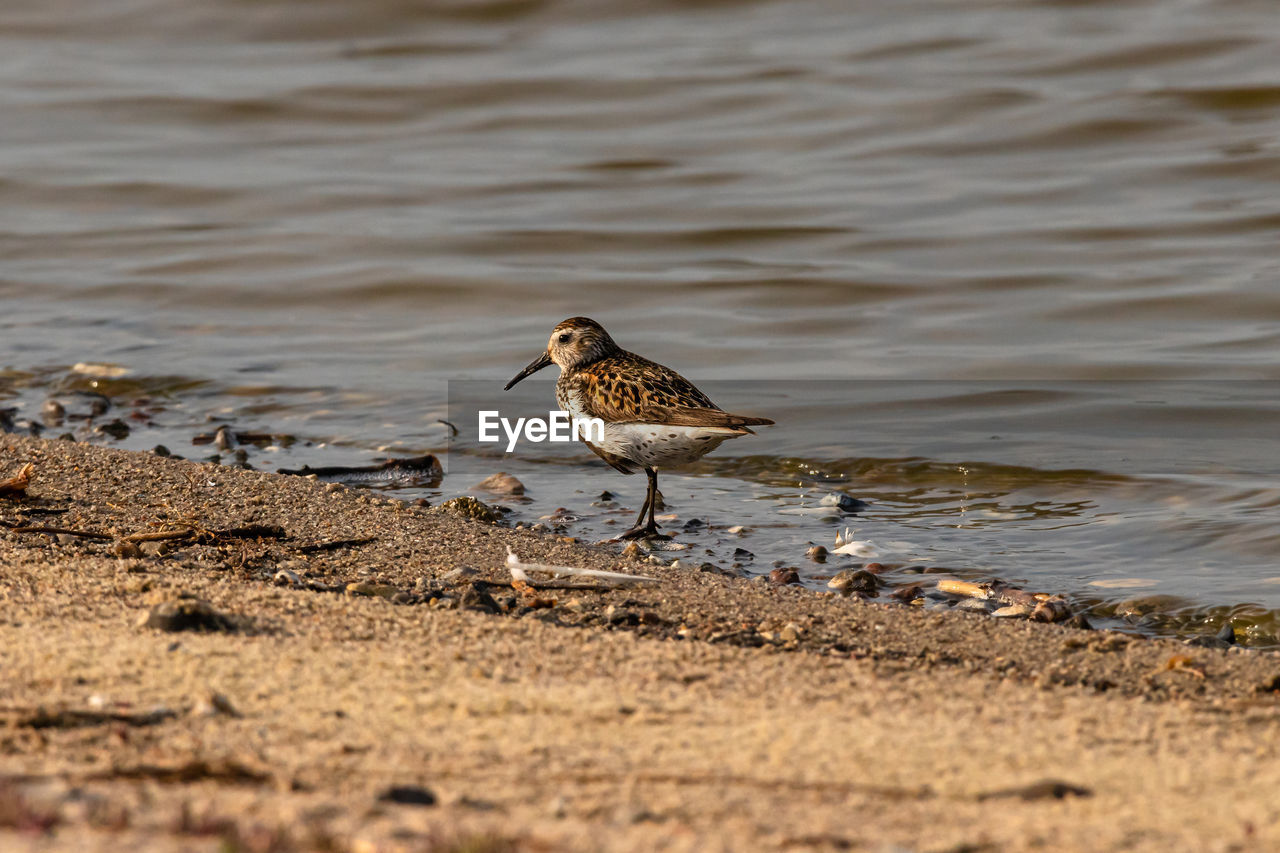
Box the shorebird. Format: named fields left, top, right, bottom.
left=504, top=317, right=773, bottom=539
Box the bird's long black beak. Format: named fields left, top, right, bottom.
left=504, top=351, right=553, bottom=390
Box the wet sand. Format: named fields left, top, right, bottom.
left=2, top=435, right=1279, bottom=852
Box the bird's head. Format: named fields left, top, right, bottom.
left=504, top=317, right=620, bottom=389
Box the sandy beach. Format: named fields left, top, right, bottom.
left=1, top=434, right=1279, bottom=852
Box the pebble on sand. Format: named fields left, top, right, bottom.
left=345, top=582, right=399, bottom=599
left=377, top=785, right=437, bottom=807
left=441, top=496, right=502, bottom=524
left=139, top=597, right=236, bottom=633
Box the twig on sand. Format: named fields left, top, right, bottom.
left=296, top=536, right=376, bottom=554
left=505, top=546, right=657, bottom=589
left=122, top=528, right=197, bottom=543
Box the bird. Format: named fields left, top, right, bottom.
left=504, top=317, right=773, bottom=539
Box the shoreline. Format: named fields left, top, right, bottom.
left=2, top=435, right=1279, bottom=850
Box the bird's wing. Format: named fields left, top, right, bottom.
left=637, top=405, right=775, bottom=430
left=568, top=355, right=773, bottom=429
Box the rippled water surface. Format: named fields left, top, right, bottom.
left=2, top=0, right=1279, bottom=642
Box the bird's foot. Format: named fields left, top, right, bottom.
left=616, top=526, right=672, bottom=542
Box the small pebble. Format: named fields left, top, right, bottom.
left=828, top=569, right=878, bottom=596
left=956, top=598, right=992, bottom=613
left=725, top=525, right=746, bottom=535
left=806, top=545, right=828, bottom=563
left=139, top=597, right=235, bottom=633
left=439, top=567, right=479, bottom=585
left=819, top=493, right=868, bottom=512
left=769, top=568, right=800, bottom=586
left=441, top=496, right=502, bottom=523
left=1031, top=597, right=1072, bottom=623
left=41, top=399, right=66, bottom=425
left=112, top=540, right=142, bottom=560
left=346, top=582, right=398, bottom=599
left=139, top=541, right=170, bottom=558
left=193, top=691, right=241, bottom=718
left=992, top=604, right=1033, bottom=618
left=472, top=472, right=525, bottom=496
left=377, top=785, right=437, bottom=807
left=274, top=570, right=304, bottom=587
left=95, top=419, right=130, bottom=440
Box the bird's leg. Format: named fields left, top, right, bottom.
left=617, top=468, right=670, bottom=540
left=646, top=469, right=660, bottom=533
left=630, top=482, right=652, bottom=530
left=616, top=472, right=653, bottom=540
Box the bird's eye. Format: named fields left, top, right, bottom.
left=557, top=333, right=571, bottom=343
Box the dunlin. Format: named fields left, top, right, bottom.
left=504, top=317, right=773, bottom=539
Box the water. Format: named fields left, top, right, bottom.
left=3, top=0, right=1280, bottom=642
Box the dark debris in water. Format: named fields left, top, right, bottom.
left=278, top=454, right=442, bottom=487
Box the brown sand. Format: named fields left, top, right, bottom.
left=2, top=435, right=1279, bottom=851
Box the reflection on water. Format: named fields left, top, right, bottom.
left=3, top=1, right=1280, bottom=640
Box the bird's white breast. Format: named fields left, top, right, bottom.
left=557, top=382, right=745, bottom=469
left=597, top=422, right=744, bottom=469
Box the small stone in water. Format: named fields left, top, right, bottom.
left=152, top=445, right=171, bottom=457
left=725, top=525, right=746, bottom=535
left=733, top=547, right=754, bottom=561
left=992, top=604, right=1033, bottom=618
left=472, top=472, right=525, bottom=496
left=819, top=493, right=868, bottom=512
left=769, top=568, right=800, bottom=586
left=956, top=598, right=992, bottom=613
left=41, top=399, right=66, bottom=425
left=1030, top=597, right=1072, bottom=623
left=890, top=584, right=923, bottom=602
left=828, top=569, right=878, bottom=596
left=95, top=419, right=130, bottom=440
left=806, top=545, right=828, bottom=563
